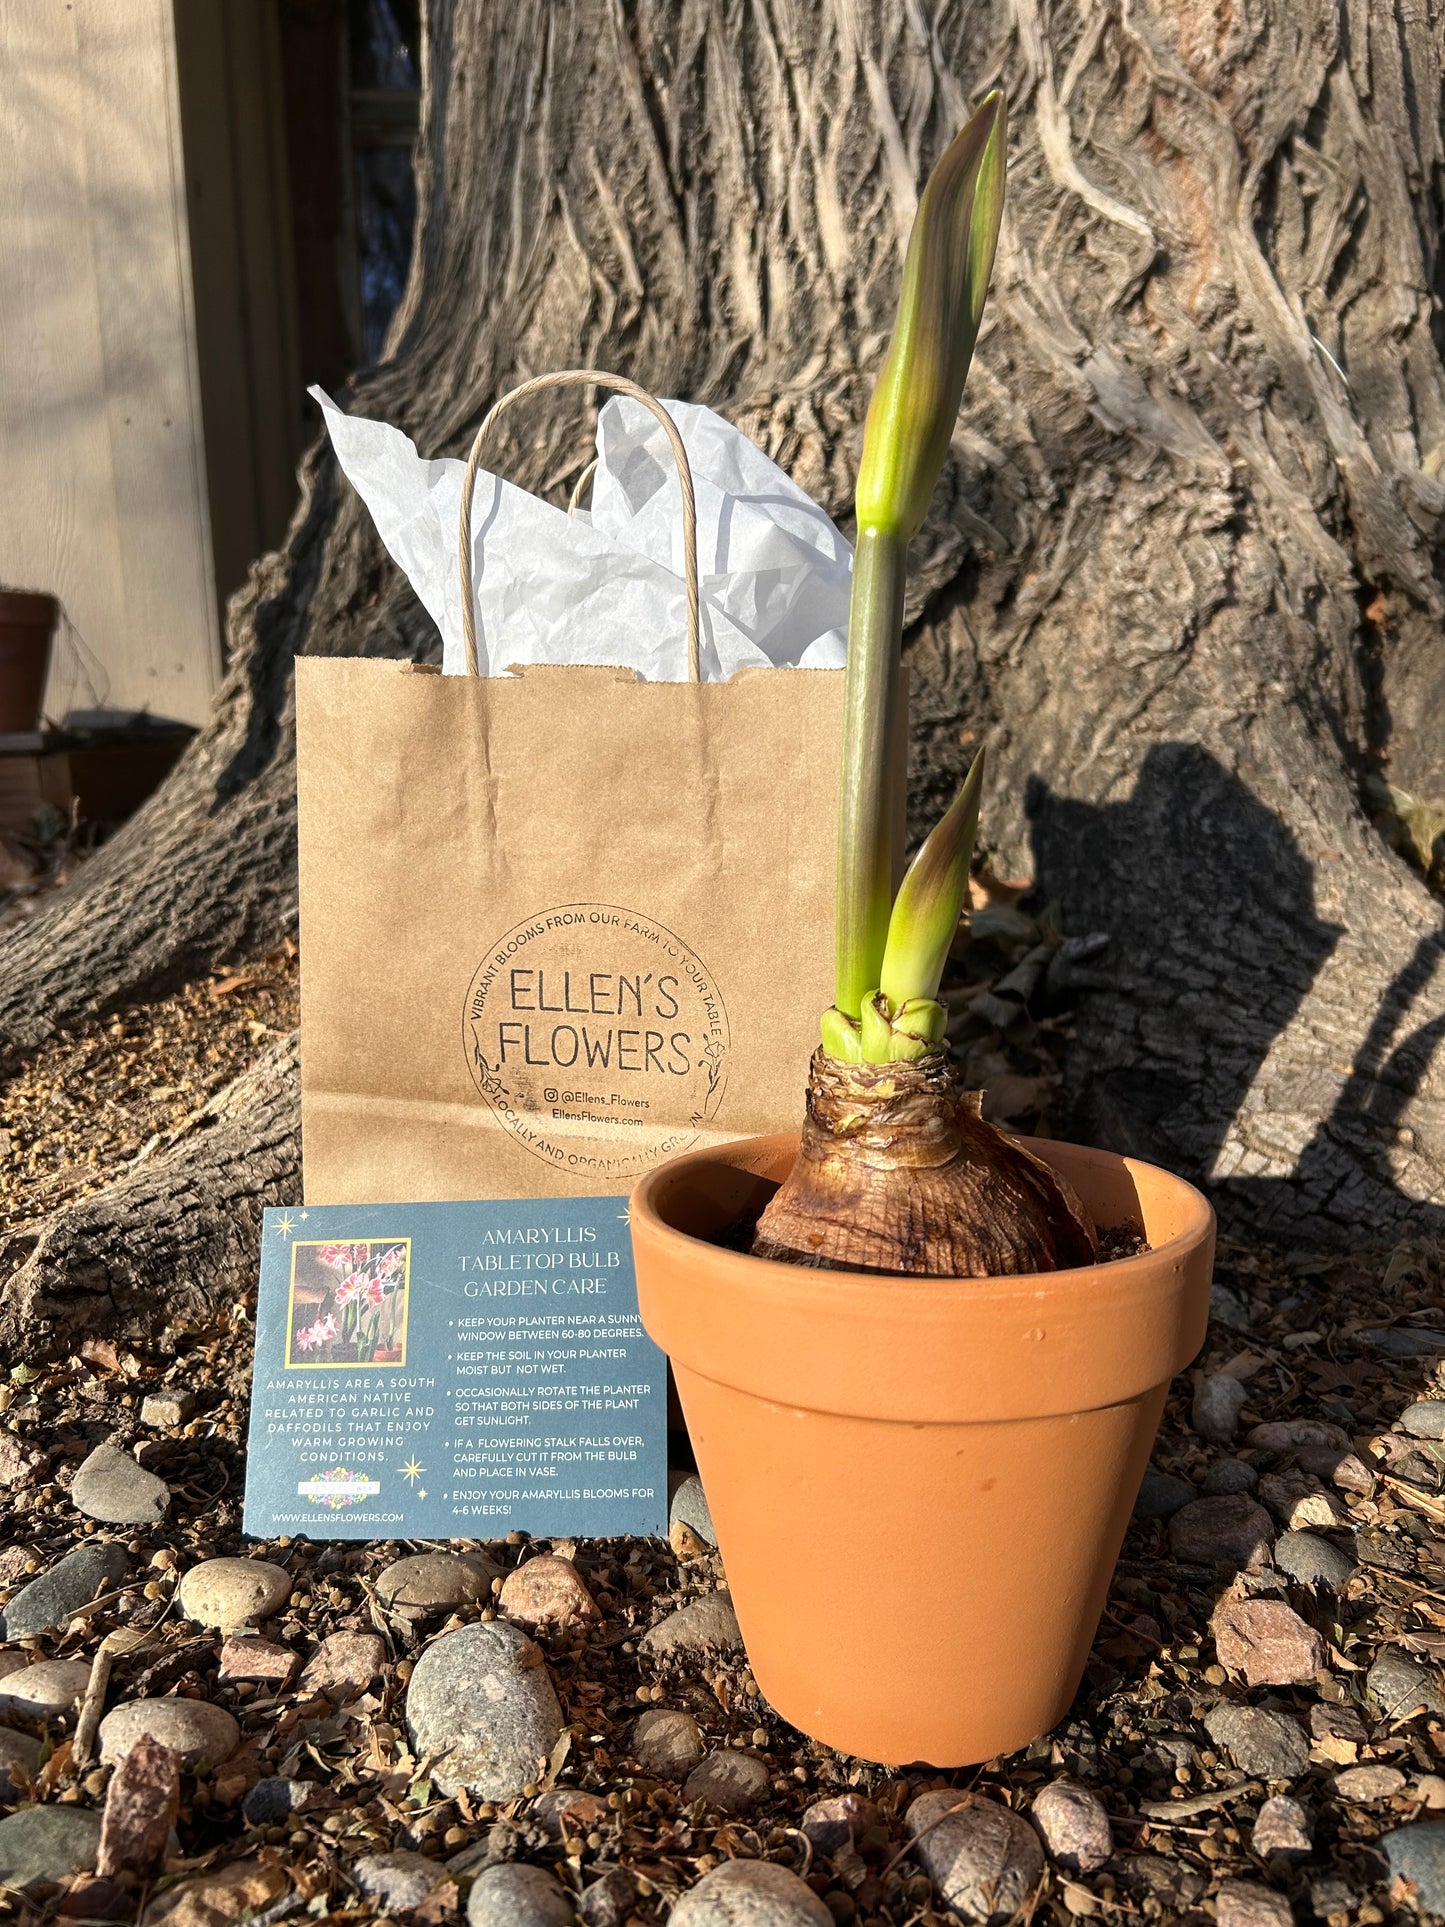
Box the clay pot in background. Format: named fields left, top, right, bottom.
left=0, top=591, right=58, bottom=732
left=631, top=1132, right=1214, bottom=1766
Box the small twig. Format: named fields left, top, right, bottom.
left=1112, top=1811, right=1213, bottom=1838
left=63, top=1584, right=133, bottom=1627
left=1366, top=1569, right=1445, bottom=1611
left=1100, top=1605, right=1166, bottom=1651
left=1137, top=1778, right=1261, bottom=1821
left=71, top=1643, right=116, bottom=1768
left=881, top=1800, right=972, bottom=1879
left=1381, top=1475, right=1445, bottom=1523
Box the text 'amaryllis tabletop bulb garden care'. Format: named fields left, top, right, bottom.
left=629, top=93, right=1216, bottom=1767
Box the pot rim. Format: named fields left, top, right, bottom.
left=633, top=1132, right=1215, bottom=1421
left=632, top=1130, right=1213, bottom=1301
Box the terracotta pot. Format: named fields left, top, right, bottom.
left=0, top=591, right=57, bottom=733
left=631, top=1132, right=1214, bottom=1766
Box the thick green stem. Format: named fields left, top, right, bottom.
left=835, top=526, right=908, bottom=1019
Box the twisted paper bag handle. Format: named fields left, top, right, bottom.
left=457, top=369, right=701, bottom=682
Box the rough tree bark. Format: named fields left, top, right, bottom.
left=4, top=0, right=1443, bottom=1348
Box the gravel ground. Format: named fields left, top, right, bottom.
left=0, top=946, right=298, bottom=1236
left=3, top=904, right=1444, bottom=1923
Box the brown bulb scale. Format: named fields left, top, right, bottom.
left=752, top=1047, right=1098, bottom=1275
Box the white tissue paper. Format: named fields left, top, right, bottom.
left=311, top=385, right=852, bottom=681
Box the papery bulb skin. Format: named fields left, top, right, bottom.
left=752, top=1048, right=1098, bottom=1276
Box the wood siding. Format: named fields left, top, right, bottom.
left=0, top=0, right=306, bottom=727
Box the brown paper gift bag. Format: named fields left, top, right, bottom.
left=297, top=372, right=844, bottom=1204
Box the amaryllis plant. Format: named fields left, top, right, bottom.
left=754, top=93, right=1096, bottom=1278
left=294, top=1240, right=407, bottom=1363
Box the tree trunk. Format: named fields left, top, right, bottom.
left=2, top=1038, right=300, bottom=1353
left=4, top=0, right=1443, bottom=1345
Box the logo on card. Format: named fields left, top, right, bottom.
left=298, top=1467, right=382, bottom=1509
left=463, top=902, right=730, bottom=1178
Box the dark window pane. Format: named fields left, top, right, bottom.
left=356, top=144, right=417, bottom=362
left=349, top=0, right=420, bottom=363
left=350, top=0, right=419, bottom=89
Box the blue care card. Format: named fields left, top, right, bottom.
left=242, top=1198, right=668, bottom=1540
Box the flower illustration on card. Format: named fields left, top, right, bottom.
left=286, top=1238, right=410, bottom=1368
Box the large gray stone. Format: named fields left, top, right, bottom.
left=1193, top=1375, right=1249, bottom=1444
left=531, top=1789, right=608, bottom=1842
left=1383, top=1822, right=1445, bottom=1911
left=906, top=1792, right=1044, bottom=1924
left=351, top=1851, right=449, bottom=1912
left=69, top=1444, right=169, bottom=1524
left=1202, top=1458, right=1259, bottom=1497
left=1028, top=1781, right=1111, bottom=1873
left=633, top=1707, right=704, bottom=1776
left=1, top=1541, right=130, bottom=1640
left=0, top=1805, right=102, bottom=1892
left=1400, top=1401, right=1445, bottom=1440
left=100, top=1697, right=240, bottom=1771
left=1245, top=1420, right=1349, bottom=1451
left=1210, top=1285, right=1252, bottom=1332
left=1214, top=1879, right=1293, bottom=1927
left=1309, top=1877, right=1354, bottom=1918
left=0, top=1434, right=48, bottom=1490
left=0, top=1659, right=93, bottom=1719
left=579, top=1866, right=635, bottom=1927
left=1167, top=1495, right=1274, bottom=1568
left=1367, top=1649, right=1445, bottom=1722
left=1273, top=1530, right=1355, bottom=1593
left=242, top=1776, right=312, bottom=1826
left=1252, top=1794, right=1311, bottom=1857
left=468, top=1863, right=577, bottom=1927
left=1203, top=1704, right=1308, bottom=1781
left=1335, top=1764, right=1407, bottom=1803
left=0, top=1727, right=41, bottom=1779
left=669, top=1475, right=717, bottom=1549
left=499, top=1556, right=598, bottom=1631
left=670, top=1860, right=832, bottom=1926
left=800, top=1794, right=880, bottom=1855
left=177, top=1557, right=292, bottom=1631
left=684, top=1750, right=770, bottom=1814
left=640, top=1594, right=743, bottom=1659
left=1133, top=1469, right=1194, bottom=1519
left=377, top=1551, right=501, bottom=1613
left=405, top=1621, right=563, bottom=1800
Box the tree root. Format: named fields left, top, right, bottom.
left=0, top=1035, right=299, bottom=1358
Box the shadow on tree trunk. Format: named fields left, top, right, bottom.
left=1030, top=745, right=1445, bottom=1246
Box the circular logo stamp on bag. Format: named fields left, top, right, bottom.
left=463, top=903, right=730, bottom=1179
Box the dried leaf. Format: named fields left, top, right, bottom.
left=35, top=1739, right=73, bottom=1796
left=541, top=1727, right=572, bottom=1789
left=413, top=1883, right=459, bottom=1924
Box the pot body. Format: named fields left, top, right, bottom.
left=631, top=1133, right=1214, bottom=1766
left=0, top=591, right=57, bottom=733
